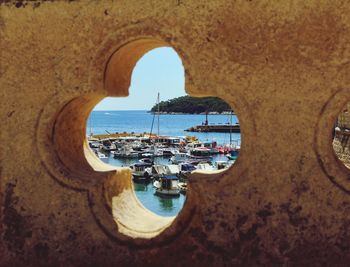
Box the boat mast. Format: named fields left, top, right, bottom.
left=157, top=92, right=160, bottom=139
left=229, top=111, right=232, bottom=147
left=89, top=114, right=93, bottom=137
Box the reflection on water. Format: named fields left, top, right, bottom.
left=158, top=197, right=174, bottom=211
left=133, top=182, right=149, bottom=192
left=131, top=180, right=186, bottom=217
left=104, top=153, right=230, bottom=217
left=89, top=111, right=240, bottom=216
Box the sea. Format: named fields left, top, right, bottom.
left=87, top=110, right=240, bottom=217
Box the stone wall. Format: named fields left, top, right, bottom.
left=334, top=102, right=350, bottom=169
left=338, top=102, right=350, bottom=129
left=1, top=0, right=350, bottom=266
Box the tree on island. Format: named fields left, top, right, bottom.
left=150, top=96, right=233, bottom=114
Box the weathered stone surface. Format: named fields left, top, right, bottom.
left=334, top=136, right=350, bottom=169
left=1, top=0, right=350, bottom=266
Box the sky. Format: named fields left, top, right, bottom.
left=93, top=47, right=186, bottom=110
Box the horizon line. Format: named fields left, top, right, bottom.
left=92, top=109, right=149, bottom=111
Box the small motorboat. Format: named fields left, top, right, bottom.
left=196, top=163, right=215, bottom=172
left=130, top=163, right=152, bottom=182
left=187, top=147, right=212, bottom=161
left=179, top=163, right=196, bottom=179
left=150, top=164, right=180, bottom=180
left=154, top=175, right=180, bottom=197
left=214, top=161, right=231, bottom=170
left=170, top=152, right=188, bottom=164
left=226, top=149, right=239, bottom=160
left=96, top=151, right=108, bottom=163
left=139, top=158, right=154, bottom=165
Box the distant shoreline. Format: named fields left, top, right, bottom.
left=150, top=96, right=233, bottom=114
left=93, top=110, right=235, bottom=115
left=149, top=111, right=235, bottom=115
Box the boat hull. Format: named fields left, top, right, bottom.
left=155, top=189, right=180, bottom=197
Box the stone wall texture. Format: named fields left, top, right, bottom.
left=338, top=102, right=350, bottom=128
left=1, top=0, right=350, bottom=266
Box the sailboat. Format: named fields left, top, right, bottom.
left=226, top=111, right=240, bottom=160
left=147, top=93, right=163, bottom=157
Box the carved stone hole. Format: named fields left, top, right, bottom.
left=86, top=47, right=240, bottom=220
left=333, top=101, right=350, bottom=169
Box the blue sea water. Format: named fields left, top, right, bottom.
left=87, top=110, right=241, bottom=217
left=87, top=110, right=240, bottom=145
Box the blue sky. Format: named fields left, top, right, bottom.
left=94, top=47, right=186, bottom=110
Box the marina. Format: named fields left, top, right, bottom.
left=87, top=110, right=241, bottom=216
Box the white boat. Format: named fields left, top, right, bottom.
left=88, top=141, right=101, bottom=149
left=154, top=175, right=180, bottom=197
left=141, top=152, right=153, bottom=158
left=187, top=147, right=212, bottom=161
left=153, top=180, right=161, bottom=188
left=150, top=164, right=180, bottom=179
left=96, top=151, right=108, bottom=163
left=170, top=152, right=188, bottom=164
left=139, top=158, right=154, bottom=164
left=100, top=139, right=117, bottom=151
left=159, top=148, right=178, bottom=157
left=202, top=141, right=220, bottom=154
left=179, top=163, right=196, bottom=178
left=214, top=161, right=231, bottom=170
left=196, top=163, right=215, bottom=172
left=148, top=145, right=163, bottom=157
left=113, top=145, right=139, bottom=158
left=130, top=163, right=152, bottom=181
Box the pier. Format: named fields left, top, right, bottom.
left=185, top=111, right=240, bottom=133
left=185, top=124, right=240, bottom=133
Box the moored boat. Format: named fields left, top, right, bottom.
left=196, top=162, right=215, bottom=171
left=96, top=151, right=108, bottom=163
left=214, top=160, right=231, bottom=170
left=154, top=175, right=180, bottom=197
left=170, top=152, right=188, bottom=164
left=187, top=147, right=212, bottom=161
left=179, top=163, right=196, bottom=179
left=150, top=164, right=180, bottom=180
left=226, top=149, right=239, bottom=160
left=130, top=163, right=152, bottom=181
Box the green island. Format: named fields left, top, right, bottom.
left=150, top=96, right=233, bottom=114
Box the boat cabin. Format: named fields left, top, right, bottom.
left=151, top=136, right=182, bottom=146
left=130, top=163, right=152, bottom=180
left=154, top=175, right=180, bottom=197
left=180, top=163, right=196, bottom=173
left=151, top=164, right=180, bottom=179
left=196, top=163, right=215, bottom=172
left=215, top=161, right=230, bottom=170
left=170, top=152, right=188, bottom=164
left=188, top=147, right=212, bottom=159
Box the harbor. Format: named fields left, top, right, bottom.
left=87, top=110, right=241, bottom=216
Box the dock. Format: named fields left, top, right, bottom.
left=185, top=124, right=240, bottom=133
left=185, top=111, right=240, bottom=133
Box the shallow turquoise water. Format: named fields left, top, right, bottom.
left=133, top=182, right=185, bottom=217
left=105, top=152, right=229, bottom=216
